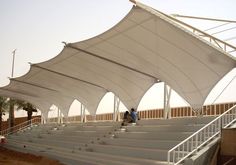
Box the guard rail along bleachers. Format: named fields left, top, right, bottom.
left=167, top=104, right=236, bottom=165
left=0, top=117, right=41, bottom=136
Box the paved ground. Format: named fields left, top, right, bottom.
left=0, top=146, right=64, bottom=165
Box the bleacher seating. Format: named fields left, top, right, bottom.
left=5, top=116, right=216, bottom=165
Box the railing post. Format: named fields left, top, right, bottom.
left=167, top=151, right=170, bottom=165
left=219, top=117, right=222, bottom=137
left=214, top=104, right=216, bottom=116
left=195, top=134, right=198, bottom=153
left=177, top=147, right=180, bottom=163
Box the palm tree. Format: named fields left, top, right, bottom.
left=8, top=98, right=15, bottom=128
left=15, top=100, right=37, bottom=122
left=8, top=99, right=37, bottom=128
left=1, top=97, right=37, bottom=131
left=0, top=96, right=8, bottom=131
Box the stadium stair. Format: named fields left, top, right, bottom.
left=4, top=116, right=215, bottom=165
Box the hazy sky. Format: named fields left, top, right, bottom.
left=0, top=0, right=236, bottom=118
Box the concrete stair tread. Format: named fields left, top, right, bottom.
left=87, top=143, right=168, bottom=152
left=6, top=116, right=218, bottom=164
left=97, top=137, right=181, bottom=149
left=6, top=139, right=168, bottom=165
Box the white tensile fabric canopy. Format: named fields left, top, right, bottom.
left=0, top=1, right=235, bottom=116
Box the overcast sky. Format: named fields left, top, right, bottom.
left=0, top=0, right=236, bottom=118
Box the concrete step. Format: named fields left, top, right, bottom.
left=57, top=125, right=116, bottom=131
left=86, top=143, right=168, bottom=161
left=6, top=117, right=216, bottom=165
left=46, top=128, right=111, bottom=134
left=20, top=129, right=109, bottom=138
left=112, top=131, right=192, bottom=141
left=96, top=137, right=180, bottom=150
left=137, top=116, right=215, bottom=125
left=82, top=121, right=122, bottom=126
left=11, top=136, right=85, bottom=150
left=5, top=140, right=103, bottom=165
left=122, top=124, right=204, bottom=132
left=80, top=125, right=115, bottom=130
left=6, top=139, right=168, bottom=165
left=9, top=133, right=92, bottom=143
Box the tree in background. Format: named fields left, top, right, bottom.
left=8, top=98, right=15, bottom=128
left=8, top=99, right=37, bottom=128
left=0, top=96, right=8, bottom=131
left=15, top=100, right=37, bottom=122
left=0, top=97, right=37, bottom=130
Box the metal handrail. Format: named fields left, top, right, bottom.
left=0, top=117, right=41, bottom=136
left=167, top=104, right=236, bottom=164
left=131, top=0, right=236, bottom=57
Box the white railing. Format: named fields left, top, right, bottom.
left=167, top=104, right=236, bottom=165
left=0, top=117, right=41, bottom=136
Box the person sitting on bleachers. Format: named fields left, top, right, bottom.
left=130, top=108, right=140, bottom=123
left=130, top=108, right=137, bottom=123
left=121, top=111, right=132, bottom=126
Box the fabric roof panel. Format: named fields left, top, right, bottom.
left=70, top=4, right=235, bottom=110
left=1, top=2, right=235, bottom=114
left=41, top=46, right=155, bottom=110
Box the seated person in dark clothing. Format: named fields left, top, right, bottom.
left=121, top=111, right=132, bottom=126
left=123, top=111, right=129, bottom=120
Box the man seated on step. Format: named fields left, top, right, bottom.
left=121, top=111, right=133, bottom=126
left=131, top=108, right=140, bottom=123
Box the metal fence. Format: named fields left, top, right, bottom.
left=167, top=104, right=236, bottom=164
left=0, top=117, right=41, bottom=136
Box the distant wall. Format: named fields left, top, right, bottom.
left=54, top=101, right=236, bottom=123
left=2, top=102, right=235, bottom=128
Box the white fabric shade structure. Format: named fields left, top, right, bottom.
left=0, top=1, right=235, bottom=116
